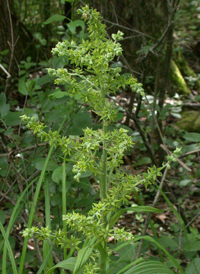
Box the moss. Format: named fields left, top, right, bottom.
left=176, top=111, right=200, bottom=132
left=176, top=51, right=200, bottom=92
left=170, top=59, right=191, bottom=94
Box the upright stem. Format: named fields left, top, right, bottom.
left=100, top=122, right=107, bottom=202
left=99, top=89, right=107, bottom=274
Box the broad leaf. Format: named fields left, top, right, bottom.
left=45, top=257, right=76, bottom=274
left=33, top=158, right=58, bottom=171
left=0, top=210, right=6, bottom=225
left=0, top=93, right=9, bottom=118
left=73, top=238, right=96, bottom=274
left=183, top=132, right=200, bottom=142
left=44, top=15, right=66, bottom=24
left=183, top=241, right=200, bottom=252
left=4, top=111, right=22, bottom=126
left=123, top=261, right=175, bottom=274
left=67, top=20, right=85, bottom=35
left=109, top=206, right=162, bottom=228
left=185, top=258, right=200, bottom=274
left=18, top=75, right=28, bottom=95
left=34, top=74, right=54, bottom=86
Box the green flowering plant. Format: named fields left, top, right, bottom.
left=21, top=5, right=171, bottom=274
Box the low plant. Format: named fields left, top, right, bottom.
left=1, top=5, right=186, bottom=274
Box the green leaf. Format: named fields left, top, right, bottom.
left=109, top=206, right=162, bottom=228
left=0, top=93, right=10, bottom=118
left=183, top=132, right=200, bottom=142
left=18, top=75, right=28, bottom=95
left=4, top=111, right=22, bottom=126
left=179, top=179, right=192, bottom=186
left=0, top=222, right=18, bottom=274
left=4, top=127, right=13, bottom=136
left=0, top=210, right=6, bottom=225
left=116, top=258, right=143, bottom=274
left=44, top=15, right=67, bottom=25
left=123, top=261, right=175, bottom=274
left=0, top=92, right=6, bottom=106
left=52, top=166, right=63, bottom=183
left=157, top=236, right=178, bottom=251
left=68, top=109, right=93, bottom=135
left=73, top=238, right=96, bottom=274
left=67, top=20, right=85, bottom=35
left=52, top=56, right=69, bottom=69
left=51, top=193, right=62, bottom=206
left=50, top=90, right=69, bottom=99
left=34, top=74, right=54, bottom=86
left=134, top=236, right=184, bottom=274
left=45, top=257, right=76, bottom=274
left=183, top=241, right=200, bottom=252
left=33, top=158, right=58, bottom=171
left=185, top=258, right=200, bottom=274
left=134, top=157, right=152, bottom=166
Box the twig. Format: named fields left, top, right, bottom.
left=102, top=18, right=154, bottom=39
left=0, top=142, right=48, bottom=157
left=135, top=166, right=169, bottom=259
left=160, top=144, right=192, bottom=172
left=185, top=211, right=200, bottom=228
left=0, top=64, right=11, bottom=78
left=179, top=149, right=200, bottom=159
left=5, top=0, right=15, bottom=93
left=0, top=191, right=16, bottom=205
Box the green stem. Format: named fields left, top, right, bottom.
left=62, top=158, right=67, bottom=259
left=60, top=158, right=67, bottom=274
left=18, top=146, right=54, bottom=274
left=99, top=90, right=107, bottom=274
left=18, top=116, right=68, bottom=274
left=43, top=179, right=53, bottom=272
left=100, top=122, right=107, bottom=202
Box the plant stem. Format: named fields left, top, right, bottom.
left=100, top=122, right=107, bottom=202
left=99, top=90, right=107, bottom=274
left=18, top=117, right=68, bottom=274
left=62, top=158, right=67, bottom=260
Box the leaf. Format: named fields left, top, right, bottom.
left=0, top=222, right=18, bottom=274
left=123, top=261, right=175, bottom=274
left=18, top=75, right=28, bottom=95
left=50, top=90, right=69, bottom=99
left=51, top=193, right=62, bottom=206
left=179, top=179, right=192, bottom=186
left=52, top=166, right=64, bottom=183
left=157, top=236, right=178, bottom=251
left=0, top=92, right=6, bottom=105
left=183, top=241, right=200, bottom=252
left=44, top=15, right=67, bottom=24
left=45, top=257, right=76, bottom=274
left=34, top=74, right=54, bottom=86
left=52, top=56, right=69, bottom=69
left=68, top=109, right=93, bottom=135
left=52, top=164, right=73, bottom=184
left=185, top=258, right=200, bottom=274
left=134, top=236, right=184, bottom=274
left=4, top=127, right=13, bottom=136
left=109, top=206, right=162, bottom=228
left=4, top=111, right=22, bottom=126
left=135, top=157, right=152, bottom=166
left=33, top=158, right=58, bottom=171
left=0, top=93, right=10, bottom=118
left=183, top=132, right=200, bottom=142
left=67, top=20, right=85, bottom=35
left=155, top=213, right=169, bottom=224
left=0, top=210, right=6, bottom=225
left=73, top=238, right=96, bottom=274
